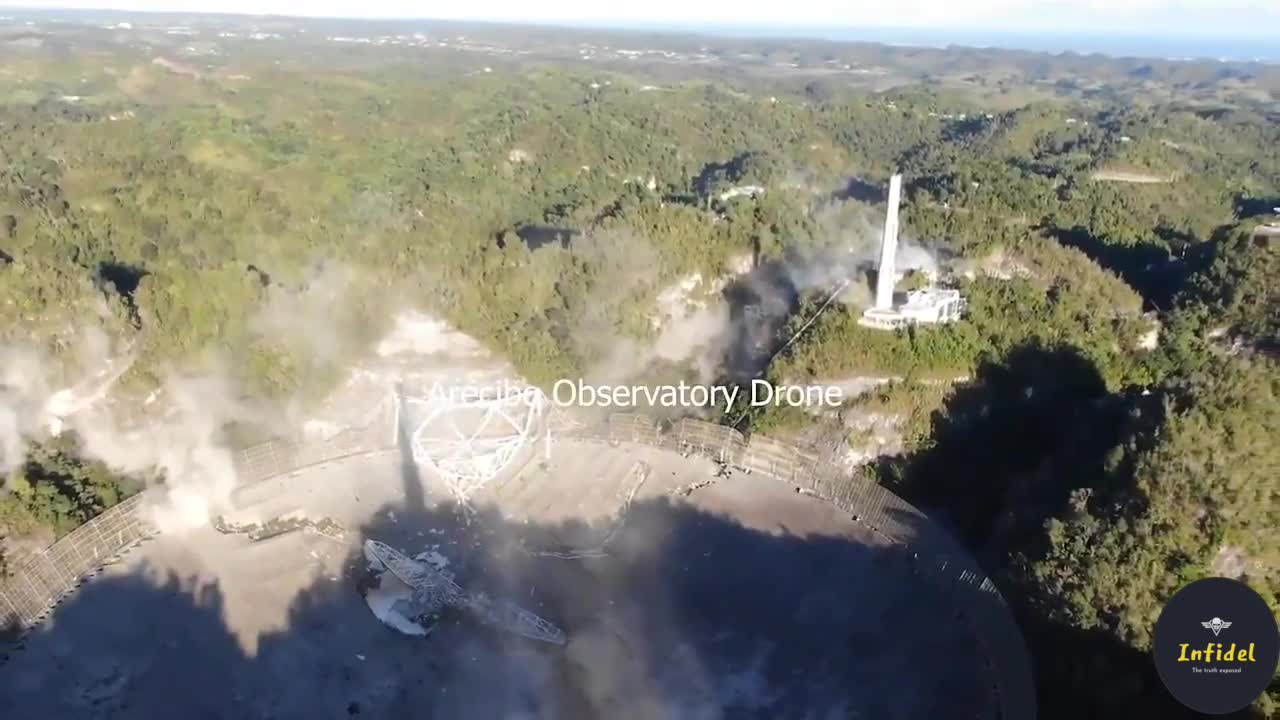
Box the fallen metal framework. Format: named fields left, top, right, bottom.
left=363, top=539, right=566, bottom=645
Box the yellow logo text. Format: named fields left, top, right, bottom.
left=1177, top=643, right=1257, bottom=663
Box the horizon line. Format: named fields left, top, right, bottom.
left=1, top=6, right=1276, bottom=64
left=1, top=5, right=1277, bottom=40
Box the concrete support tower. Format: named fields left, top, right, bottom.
left=875, top=174, right=902, bottom=310
left=859, top=173, right=963, bottom=330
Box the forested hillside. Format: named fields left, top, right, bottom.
left=0, top=13, right=1276, bottom=717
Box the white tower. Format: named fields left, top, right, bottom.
left=874, top=174, right=902, bottom=310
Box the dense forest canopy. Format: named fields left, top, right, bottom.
left=0, top=12, right=1276, bottom=718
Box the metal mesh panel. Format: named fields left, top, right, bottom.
left=669, top=419, right=745, bottom=463
left=0, top=493, right=157, bottom=633
left=739, top=434, right=802, bottom=478
left=606, top=413, right=660, bottom=445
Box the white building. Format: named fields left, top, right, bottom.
left=859, top=174, right=965, bottom=330
left=1253, top=223, right=1280, bottom=245
left=898, top=288, right=965, bottom=323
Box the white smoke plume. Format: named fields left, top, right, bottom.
left=0, top=347, right=54, bottom=478
left=249, top=260, right=416, bottom=439
left=617, top=194, right=943, bottom=386
left=0, top=326, right=283, bottom=535
left=585, top=258, right=737, bottom=389
left=561, top=230, right=685, bottom=386
left=794, top=199, right=940, bottom=301
left=70, top=370, right=263, bottom=534
left=11, top=263, right=397, bottom=534
left=250, top=262, right=355, bottom=367
left=0, top=327, right=129, bottom=479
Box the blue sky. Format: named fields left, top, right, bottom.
left=5, top=0, right=1278, bottom=37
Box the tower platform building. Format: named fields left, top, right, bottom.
left=859, top=174, right=965, bottom=330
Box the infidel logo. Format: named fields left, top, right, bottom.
left=1153, top=577, right=1279, bottom=714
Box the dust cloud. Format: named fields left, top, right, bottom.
left=71, top=371, right=263, bottom=534
left=0, top=332, right=270, bottom=533
left=0, top=327, right=128, bottom=478
left=0, top=346, right=54, bottom=478
left=0, top=262, right=394, bottom=533
left=601, top=198, right=944, bottom=387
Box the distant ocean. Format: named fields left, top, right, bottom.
left=602, top=23, right=1279, bottom=65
